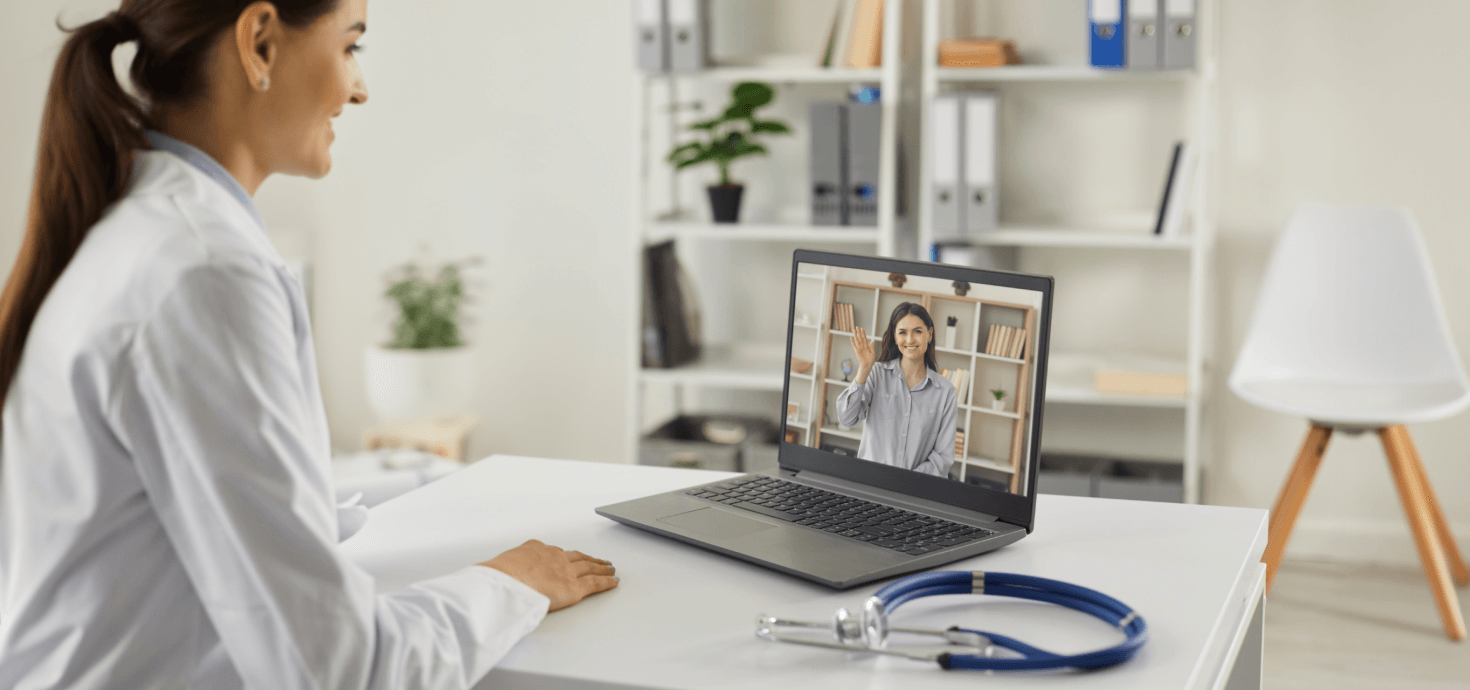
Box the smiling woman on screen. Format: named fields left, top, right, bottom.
left=836, top=302, right=958, bottom=478
left=0, top=1, right=615, bottom=687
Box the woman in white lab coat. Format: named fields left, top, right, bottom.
left=0, top=1, right=616, bottom=688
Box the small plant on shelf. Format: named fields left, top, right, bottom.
left=667, top=81, right=791, bottom=224
left=990, top=389, right=1007, bottom=411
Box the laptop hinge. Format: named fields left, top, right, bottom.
left=784, top=468, right=1003, bottom=527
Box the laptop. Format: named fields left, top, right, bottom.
left=597, top=249, right=1053, bottom=588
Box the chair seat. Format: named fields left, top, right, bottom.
left=1233, top=378, right=1470, bottom=427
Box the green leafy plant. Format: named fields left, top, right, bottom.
left=667, top=82, right=791, bottom=186
left=384, top=261, right=477, bottom=349
left=991, top=389, right=1007, bottom=401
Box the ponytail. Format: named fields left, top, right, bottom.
left=0, top=1, right=341, bottom=421
left=0, top=12, right=147, bottom=410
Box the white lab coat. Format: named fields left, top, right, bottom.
left=0, top=149, right=549, bottom=688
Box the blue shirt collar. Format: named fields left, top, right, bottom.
left=880, top=358, right=937, bottom=390
left=144, top=130, right=266, bottom=231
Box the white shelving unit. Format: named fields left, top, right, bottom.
left=627, top=1, right=906, bottom=464
left=916, top=0, right=1217, bottom=503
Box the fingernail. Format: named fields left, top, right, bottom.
left=614, top=576, right=621, bottom=582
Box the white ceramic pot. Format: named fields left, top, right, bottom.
left=991, top=399, right=1005, bottom=411
left=364, top=345, right=475, bottom=423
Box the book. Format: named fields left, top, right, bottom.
left=986, top=324, right=1000, bottom=355
left=1094, top=357, right=1188, bottom=398
left=845, top=0, right=883, bottom=68
left=1154, top=142, right=1197, bottom=237
left=937, top=38, right=1021, bottom=68
left=1009, top=329, right=1027, bottom=359
left=825, top=0, right=859, bottom=68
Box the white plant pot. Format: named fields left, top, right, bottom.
left=364, top=345, right=475, bottom=423
left=991, top=399, right=1005, bottom=411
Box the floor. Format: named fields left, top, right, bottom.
left=1265, top=559, right=1470, bottom=689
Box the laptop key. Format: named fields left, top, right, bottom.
left=735, top=502, right=800, bottom=522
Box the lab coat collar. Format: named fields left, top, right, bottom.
left=144, top=130, right=267, bottom=233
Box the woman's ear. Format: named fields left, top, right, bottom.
left=234, top=2, right=280, bottom=92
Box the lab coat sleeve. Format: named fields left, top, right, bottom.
left=113, top=261, right=549, bottom=690
left=916, top=385, right=957, bottom=478
left=835, top=376, right=873, bottom=427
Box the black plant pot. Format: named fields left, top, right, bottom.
left=707, top=184, right=744, bottom=224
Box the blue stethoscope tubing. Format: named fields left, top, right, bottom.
left=874, top=571, right=1149, bottom=670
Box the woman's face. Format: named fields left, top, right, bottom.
left=261, top=0, right=369, bottom=178
left=894, top=314, right=930, bottom=363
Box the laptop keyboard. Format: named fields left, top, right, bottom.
left=684, top=475, right=995, bottom=556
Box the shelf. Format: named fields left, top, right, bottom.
left=962, top=228, right=1196, bottom=250
left=786, top=418, right=811, bottom=428
left=1044, top=386, right=1188, bottom=409
left=961, top=455, right=1016, bottom=474
left=646, top=220, right=882, bottom=244
left=961, top=404, right=1021, bottom=420
left=1043, top=353, right=1189, bottom=408
left=936, top=65, right=1195, bottom=83
left=934, top=345, right=1023, bottom=363
left=796, top=273, right=828, bottom=280
left=674, top=66, right=885, bottom=83
left=792, top=322, right=820, bottom=330
left=788, top=371, right=814, bottom=381
left=819, top=426, right=863, bottom=441
left=829, top=330, right=880, bottom=340
left=639, top=343, right=785, bottom=391
left=824, top=378, right=857, bottom=387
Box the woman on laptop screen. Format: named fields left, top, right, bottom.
left=836, top=303, right=957, bottom=478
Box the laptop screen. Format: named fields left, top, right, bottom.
left=780, top=251, right=1050, bottom=520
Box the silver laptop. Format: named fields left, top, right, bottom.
left=597, top=249, right=1053, bottom=588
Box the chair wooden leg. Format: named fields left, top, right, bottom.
left=1400, top=432, right=1470, bottom=587
left=1380, top=425, right=1467, bottom=641
left=1263, top=424, right=1332, bottom=594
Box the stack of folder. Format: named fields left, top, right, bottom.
left=635, top=0, right=709, bottom=73
left=930, top=93, right=997, bottom=241
left=810, top=102, right=882, bottom=227
left=1089, top=0, right=1197, bottom=71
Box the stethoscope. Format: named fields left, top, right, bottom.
left=756, top=571, right=1148, bottom=671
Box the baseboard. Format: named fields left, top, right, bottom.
left=1285, top=518, right=1470, bottom=567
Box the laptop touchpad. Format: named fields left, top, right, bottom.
left=659, top=508, right=776, bottom=539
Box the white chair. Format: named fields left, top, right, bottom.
left=1230, top=203, right=1470, bottom=641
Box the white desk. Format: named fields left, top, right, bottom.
left=342, top=456, right=1268, bottom=690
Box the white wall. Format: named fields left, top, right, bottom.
left=1210, top=0, right=1470, bottom=565
left=2, top=0, right=1468, bottom=565
left=0, top=0, right=636, bottom=464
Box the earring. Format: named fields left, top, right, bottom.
left=260, top=77, right=270, bottom=91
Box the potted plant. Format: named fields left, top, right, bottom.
left=364, top=259, right=480, bottom=423
left=990, top=389, right=1007, bottom=412
left=667, top=81, right=791, bottom=223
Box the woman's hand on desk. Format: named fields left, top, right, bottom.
left=481, top=540, right=618, bottom=612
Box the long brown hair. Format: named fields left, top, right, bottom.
left=0, top=0, right=339, bottom=415
left=878, top=302, right=938, bottom=372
